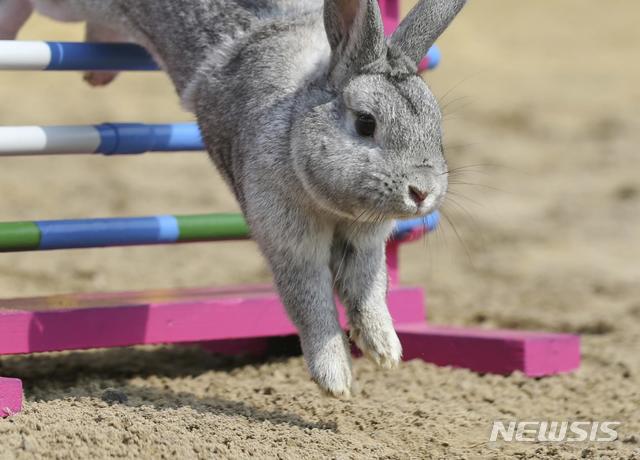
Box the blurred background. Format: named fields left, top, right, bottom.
left=0, top=1, right=639, bottom=456
left=1, top=1, right=637, bottom=328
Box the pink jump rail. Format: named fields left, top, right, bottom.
left=0, top=0, right=579, bottom=416
left=0, top=235, right=580, bottom=417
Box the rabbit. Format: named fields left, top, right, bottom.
left=1, top=0, right=466, bottom=397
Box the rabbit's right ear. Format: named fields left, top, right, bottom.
left=389, top=0, right=466, bottom=66
left=323, top=0, right=386, bottom=87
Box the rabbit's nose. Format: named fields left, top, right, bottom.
left=408, top=185, right=428, bottom=204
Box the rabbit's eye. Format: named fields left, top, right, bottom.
left=355, top=113, right=376, bottom=137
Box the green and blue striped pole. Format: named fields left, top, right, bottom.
left=0, top=213, right=439, bottom=252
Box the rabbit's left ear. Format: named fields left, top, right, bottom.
left=324, top=0, right=386, bottom=86
left=389, top=0, right=466, bottom=66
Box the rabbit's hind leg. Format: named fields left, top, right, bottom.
left=82, top=22, right=123, bottom=86
left=0, top=0, right=33, bottom=40
left=331, top=222, right=402, bottom=369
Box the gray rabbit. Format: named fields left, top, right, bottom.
left=1, top=0, right=466, bottom=397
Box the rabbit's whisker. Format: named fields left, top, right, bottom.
left=446, top=189, right=483, bottom=207
left=440, top=208, right=474, bottom=266
left=439, top=163, right=496, bottom=176
left=437, top=73, right=480, bottom=106
left=441, top=99, right=471, bottom=116
left=444, top=196, right=484, bottom=236
left=449, top=181, right=502, bottom=193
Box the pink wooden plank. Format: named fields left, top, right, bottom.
left=0, top=377, right=22, bottom=416
left=380, top=0, right=400, bottom=33
left=0, top=286, right=425, bottom=355
left=386, top=241, right=400, bottom=286
left=396, top=323, right=580, bottom=376
left=0, top=284, right=276, bottom=312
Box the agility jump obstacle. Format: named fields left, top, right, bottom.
left=0, top=39, right=441, bottom=72
left=0, top=213, right=438, bottom=252
left=0, top=122, right=203, bottom=156
left=0, top=1, right=580, bottom=417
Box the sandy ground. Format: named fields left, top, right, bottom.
left=1, top=0, right=639, bottom=458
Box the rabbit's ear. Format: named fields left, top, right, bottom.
left=389, top=0, right=466, bottom=66
left=324, top=0, right=385, bottom=85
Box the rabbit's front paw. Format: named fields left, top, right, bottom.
left=306, top=335, right=353, bottom=398
left=351, top=318, right=402, bottom=369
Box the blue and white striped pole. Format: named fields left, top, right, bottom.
left=0, top=40, right=441, bottom=71
left=0, top=123, right=203, bottom=156
left=0, top=41, right=157, bottom=71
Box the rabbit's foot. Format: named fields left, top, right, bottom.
left=307, top=335, right=353, bottom=398
left=82, top=22, right=122, bottom=87
left=83, top=71, right=118, bottom=87
left=350, top=319, right=402, bottom=369
left=0, top=0, right=33, bottom=40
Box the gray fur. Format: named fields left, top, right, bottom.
left=324, top=0, right=385, bottom=87
left=389, top=0, right=466, bottom=66
left=5, top=0, right=466, bottom=397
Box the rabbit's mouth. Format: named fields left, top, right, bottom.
left=352, top=195, right=443, bottom=222
left=414, top=195, right=444, bottom=217
left=333, top=188, right=444, bottom=224
left=358, top=178, right=447, bottom=220
left=406, top=185, right=446, bottom=217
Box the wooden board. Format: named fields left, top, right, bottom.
left=0, top=377, right=22, bottom=416
left=397, top=322, right=580, bottom=376
left=0, top=284, right=580, bottom=417
left=0, top=285, right=425, bottom=355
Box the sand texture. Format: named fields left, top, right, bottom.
left=0, top=1, right=639, bottom=458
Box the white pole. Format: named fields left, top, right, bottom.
left=0, top=41, right=51, bottom=70
left=0, top=126, right=101, bottom=155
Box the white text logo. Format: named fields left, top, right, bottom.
left=489, top=421, right=620, bottom=442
